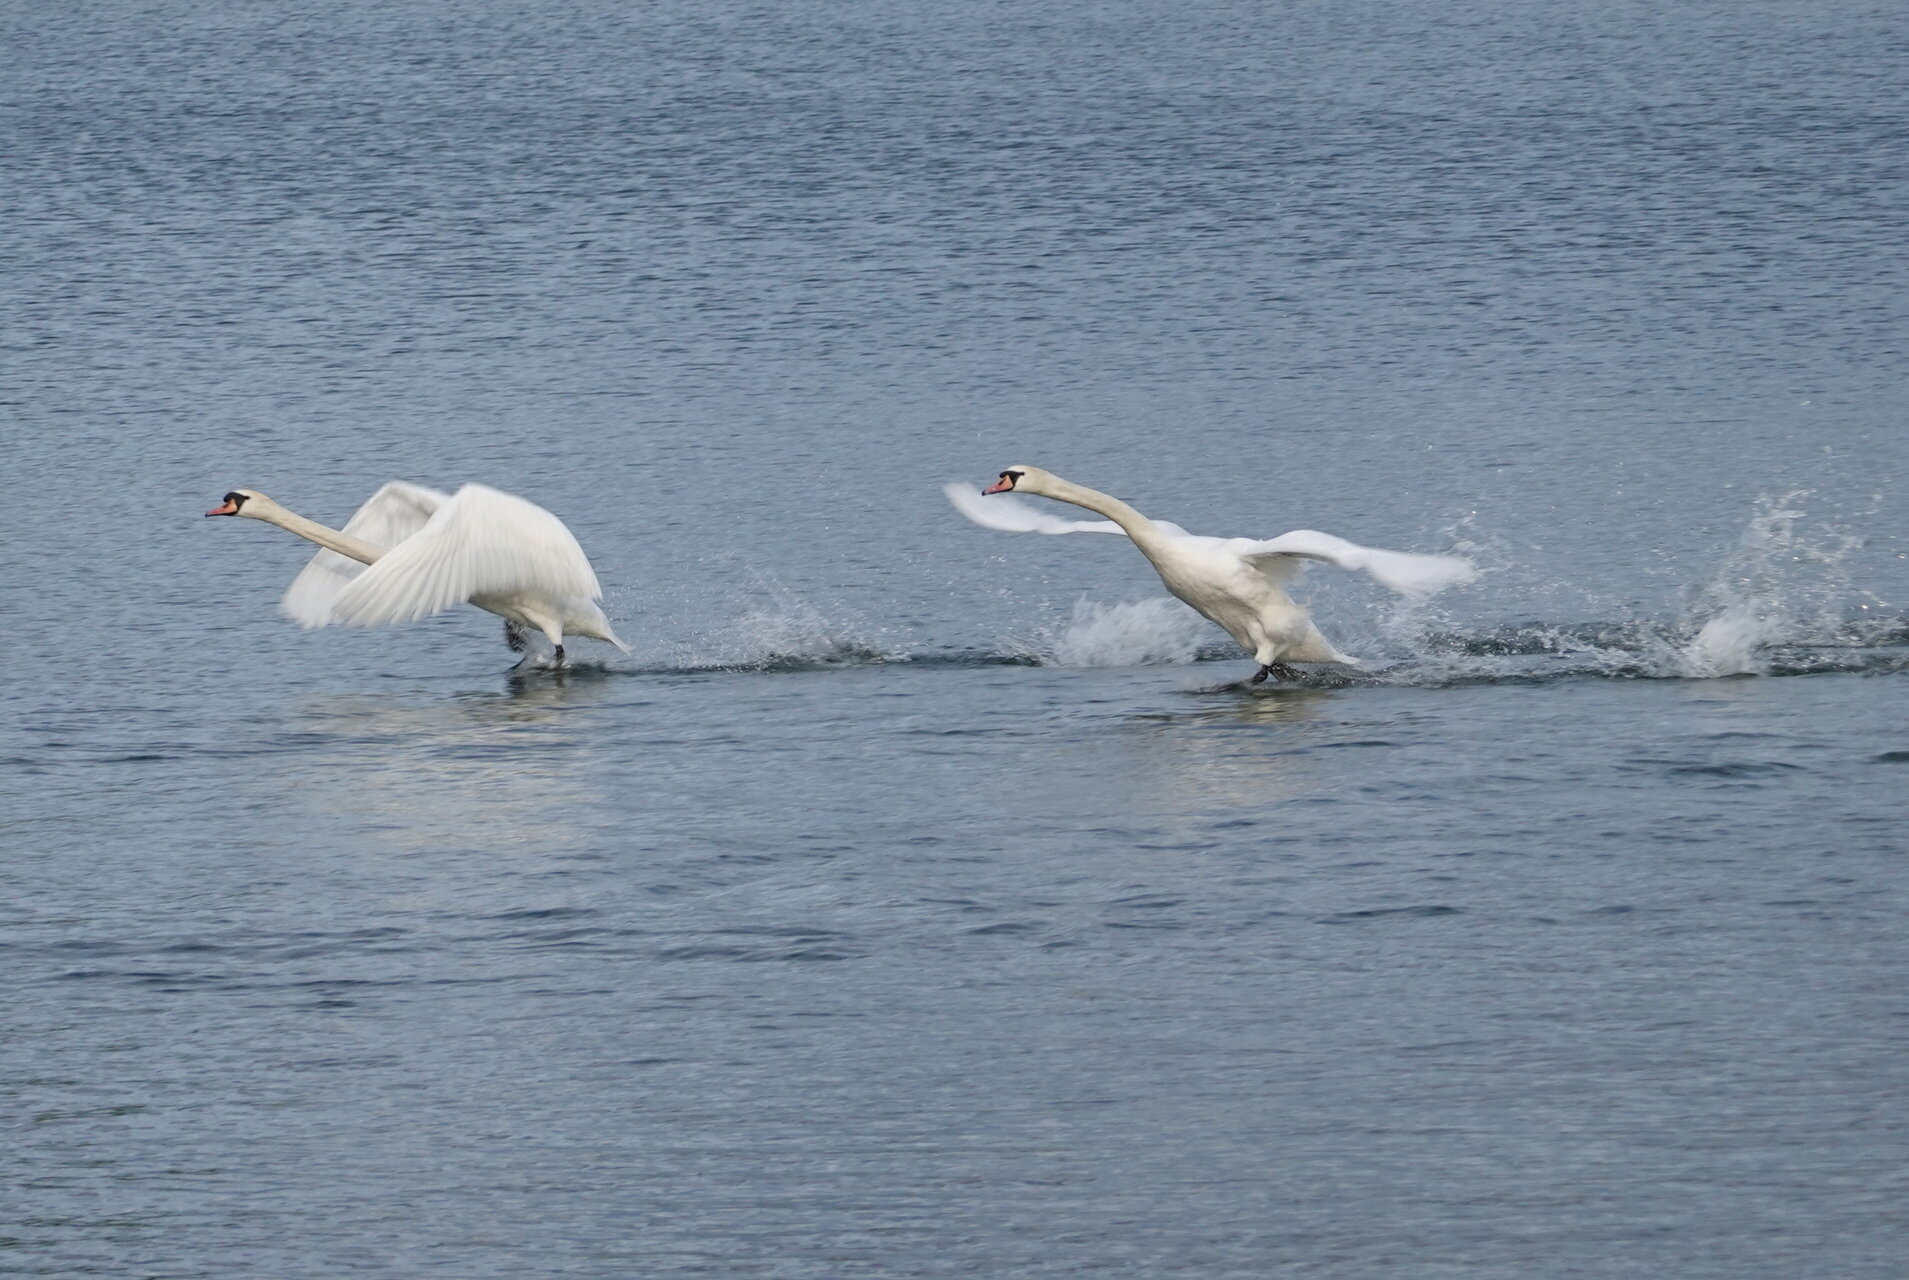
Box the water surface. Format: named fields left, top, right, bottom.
left=4, top=1, right=1907, bottom=1276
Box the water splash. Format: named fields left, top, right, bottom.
left=641, top=575, right=893, bottom=671
left=1039, top=598, right=1209, bottom=668
left=1677, top=602, right=1780, bottom=678
left=1358, top=493, right=1892, bottom=685
left=1673, top=492, right=1866, bottom=677
left=727, top=592, right=889, bottom=668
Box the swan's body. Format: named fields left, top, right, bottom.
left=946, top=466, right=1475, bottom=681
left=207, top=482, right=628, bottom=662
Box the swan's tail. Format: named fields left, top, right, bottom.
left=575, top=598, right=632, bottom=653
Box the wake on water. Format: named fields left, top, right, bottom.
left=598, top=497, right=1902, bottom=685
left=987, top=493, right=1900, bottom=684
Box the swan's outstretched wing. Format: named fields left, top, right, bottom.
left=328, top=484, right=603, bottom=627
left=281, top=481, right=449, bottom=627
left=943, top=483, right=1127, bottom=535
left=1233, top=530, right=1477, bottom=598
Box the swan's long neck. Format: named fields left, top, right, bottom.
left=252, top=502, right=385, bottom=565
left=1038, top=476, right=1173, bottom=550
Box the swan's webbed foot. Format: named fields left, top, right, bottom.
left=1249, top=663, right=1302, bottom=685
left=504, top=620, right=528, bottom=653
left=1249, top=665, right=1271, bottom=685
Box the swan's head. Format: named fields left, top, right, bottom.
left=982, top=465, right=1052, bottom=496
left=205, top=488, right=271, bottom=518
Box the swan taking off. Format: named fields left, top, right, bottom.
left=946, top=466, right=1476, bottom=683
left=206, top=482, right=628, bottom=664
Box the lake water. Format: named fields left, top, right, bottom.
left=4, top=1, right=1907, bottom=1276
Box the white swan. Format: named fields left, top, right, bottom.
left=946, top=465, right=1476, bottom=682
left=206, top=482, right=629, bottom=663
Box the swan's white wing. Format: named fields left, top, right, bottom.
left=1233, top=529, right=1477, bottom=598
left=281, top=481, right=449, bottom=627
left=328, top=484, right=602, bottom=627
left=942, top=483, right=1126, bottom=535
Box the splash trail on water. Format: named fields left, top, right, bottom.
left=590, top=496, right=1900, bottom=685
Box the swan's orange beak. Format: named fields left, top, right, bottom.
left=206, top=498, right=241, bottom=516
left=981, top=475, right=1015, bottom=495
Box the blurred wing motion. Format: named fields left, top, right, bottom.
left=281, top=481, right=449, bottom=627
left=328, top=484, right=604, bottom=627
left=1232, top=529, right=1478, bottom=598
left=943, top=482, right=1126, bottom=536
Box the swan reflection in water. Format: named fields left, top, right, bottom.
left=1007, top=682, right=1340, bottom=824
left=290, top=668, right=618, bottom=858
left=1120, top=684, right=1345, bottom=813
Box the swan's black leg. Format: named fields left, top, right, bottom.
left=504, top=621, right=528, bottom=653
left=1249, top=665, right=1271, bottom=684
left=553, top=644, right=566, bottom=667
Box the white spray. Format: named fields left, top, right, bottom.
left=1675, top=492, right=1864, bottom=677
left=1040, top=597, right=1210, bottom=668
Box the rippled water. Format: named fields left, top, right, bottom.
left=5, top=1, right=1908, bottom=1276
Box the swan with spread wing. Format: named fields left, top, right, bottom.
left=206, top=481, right=628, bottom=664
left=946, top=465, right=1475, bottom=682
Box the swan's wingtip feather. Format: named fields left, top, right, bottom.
left=942, top=481, right=990, bottom=519
left=278, top=600, right=335, bottom=629
left=1365, top=551, right=1480, bottom=598
left=942, top=480, right=1017, bottom=531
left=942, top=479, right=1124, bottom=536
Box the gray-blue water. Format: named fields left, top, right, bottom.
left=5, top=1, right=1907, bottom=1275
